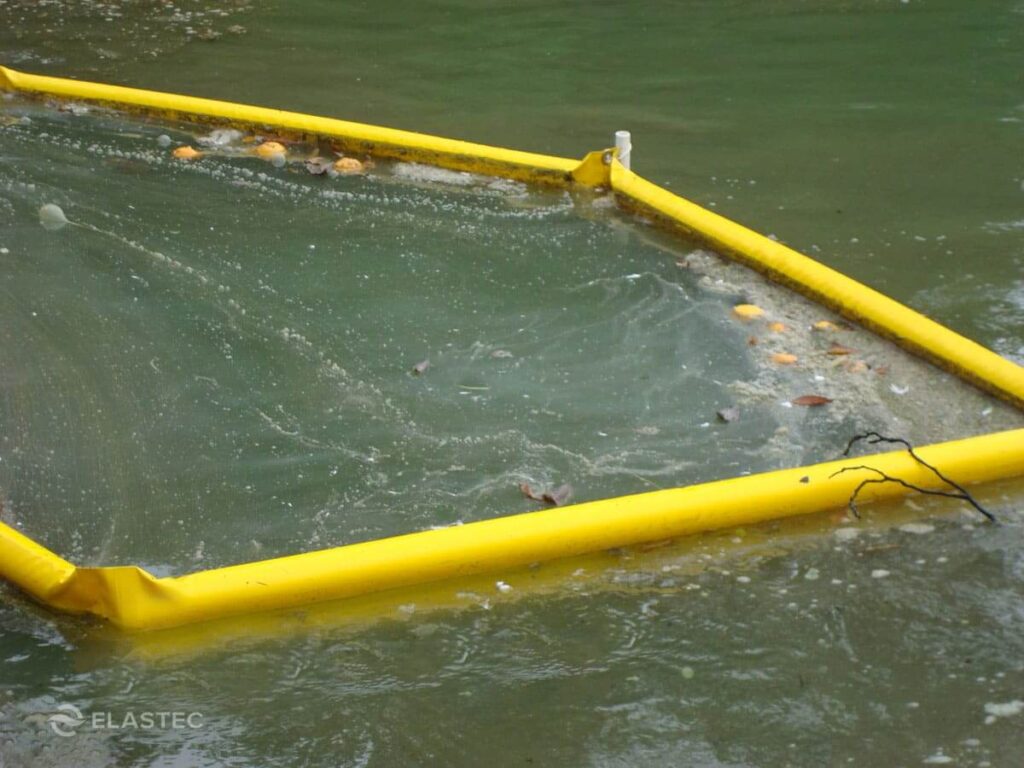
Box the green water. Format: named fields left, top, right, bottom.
left=1, top=1, right=1023, bottom=766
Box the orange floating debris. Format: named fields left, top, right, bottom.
left=792, top=394, right=833, bottom=407
left=828, top=343, right=856, bottom=356
left=255, top=141, right=286, bottom=159
left=171, top=145, right=202, bottom=160
left=812, top=320, right=839, bottom=332
left=767, top=321, right=789, bottom=333
left=333, top=156, right=365, bottom=174
left=733, top=304, right=765, bottom=321
left=770, top=352, right=798, bottom=365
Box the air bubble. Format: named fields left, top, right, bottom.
left=39, top=203, right=69, bottom=231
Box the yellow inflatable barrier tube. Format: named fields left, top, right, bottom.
left=610, top=165, right=1024, bottom=411
left=1, top=429, right=1022, bottom=631
left=1, top=66, right=1022, bottom=632
left=0, top=65, right=583, bottom=185
left=1, top=65, right=1020, bottom=409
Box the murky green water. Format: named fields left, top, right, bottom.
left=1, top=1, right=1022, bottom=766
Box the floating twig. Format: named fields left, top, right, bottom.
left=830, top=431, right=994, bottom=522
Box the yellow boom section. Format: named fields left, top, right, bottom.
left=0, top=65, right=1022, bottom=632
left=1, top=429, right=1020, bottom=630
left=0, top=65, right=580, bottom=184
left=611, top=165, right=1024, bottom=410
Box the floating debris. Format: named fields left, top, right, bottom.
left=791, top=395, right=833, bottom=407
left=767, top=321, right=789, bottom=333
left=519, top=482, right=574, bottom=507
left=172, top=145, right=202, bottom=160
left=489, top=349, right=514, bottom=359
left=543, top=483, right=574, bottom=506
left=716, top=406, right=740, bottom=423
left=304, top=157, right=335, bottom=176
left=812, top=320, right=839, bottom=332
left=519, top=483, right=544, bottom=502
left=770, top=352, right=798, bottom=365
left=732, top=303, right=764, bottom=321
left=38, top=203, right=69, bottom=231
left=156, top=134, right=172, bottom=147
left=197, top=128, right=242, bottom=147
left=411, top=359, right=430, bottom=376
left=828, top=343, right=856, bottom=356
left=255, top=141, right=286, bottom=160
left=334, top=157, right=364, bottom=175
left=871, top=569, right=891, bottom=579
left=495, top=580, right=512, bottom=594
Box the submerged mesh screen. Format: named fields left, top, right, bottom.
left=0, top=99, right=1017, bottom=573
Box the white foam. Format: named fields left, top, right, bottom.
left=834, top=527, right=861, bottom=542
left=983, top=700, right=1023, bottom=719
left=392, top=162, right=480, bottom=187
left=900, top=523, right=935, bottom=535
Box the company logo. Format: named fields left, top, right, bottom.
left=48, top=703, right=85, bottom=737
left=46, top=703, right=203, bottom=737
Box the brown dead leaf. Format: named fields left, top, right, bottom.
left=519, top=483, right=544, bottom=502
left=791, top=395, right=833, bottom=407
left=828, top=343, right=856, bottom=356
left=542, top=483, right=574, bottom=507
left=747, top=336, right=759, bottom=347
left=716, top=406, right=740, bottom=423
left=520, top=482, right=573, bottom=507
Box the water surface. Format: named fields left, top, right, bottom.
left=1, top=2, right=1022, bottom=766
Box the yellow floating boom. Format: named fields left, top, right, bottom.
left=1, top=429, right=1021, bottom=630
left=1, top=65, right=1022, bottom=632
